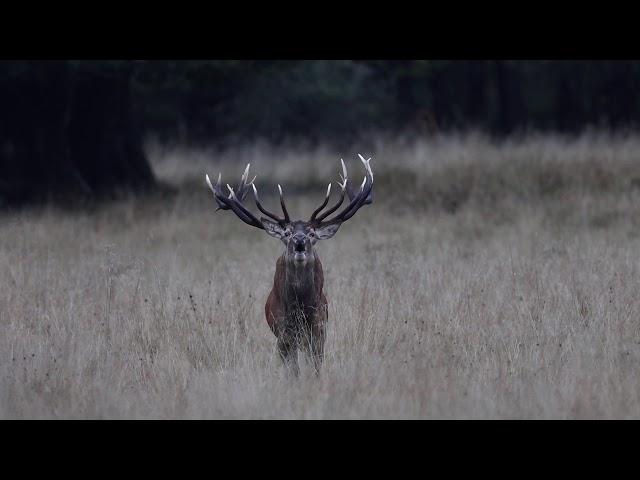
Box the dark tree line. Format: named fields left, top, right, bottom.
left=133, top=60, right=640, bottom=145
left=0, top=61, right=153, bottom=206
left=2, top=60, right=640, bottom=205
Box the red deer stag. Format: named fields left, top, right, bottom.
left=205, top=155, right=373, bottom=375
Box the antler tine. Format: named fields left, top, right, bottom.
left=358, top=154, right=373, bottom=181
left=207, top=172, right=231, bottom=211
left=340, top=159, right=347, bottom=184
left=357, top=154, right=373, bottom=204
left=205, top=173, right=215, bottom=194
left=252, top=183, right=287, bottom=225
left=339, top=157, right=359, bottom=202
left=315, top=172, right=347, bottom=222
left=309, top=183, right=332, bottom=223
left=233, top=163, right=254, bottom=202
left=278, top=185, right=291, bottom=223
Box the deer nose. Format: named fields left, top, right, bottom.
left=292, top=234, right=306, bottom=251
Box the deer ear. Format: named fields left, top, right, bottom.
left=261, top=218, right=287, bottom=239
left=315, top=223, right=341, bottom=240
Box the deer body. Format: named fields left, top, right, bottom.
left=266, top=248, right=327, bottom=374
left=206, top=156, right=373, bottom=375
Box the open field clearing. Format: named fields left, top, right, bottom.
left=2, top=134, right=640, bottom=418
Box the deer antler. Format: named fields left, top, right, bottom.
left=206, top=164, right=290, bottom=229
left=309, top=154, right=373, bottom=226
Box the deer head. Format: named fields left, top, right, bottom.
left=205, top=155, right=374, bottom=266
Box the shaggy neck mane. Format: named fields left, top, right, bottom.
left=277, top=253, right=324, bottom=310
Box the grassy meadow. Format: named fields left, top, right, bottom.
left=2, top=133, right=640, bottom=418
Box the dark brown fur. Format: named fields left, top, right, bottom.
left=265, top=254, right=327, bottom=375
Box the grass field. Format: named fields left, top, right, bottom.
left=2, top=133, right=640, bottom=419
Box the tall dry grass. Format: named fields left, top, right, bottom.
left=2, top=133, right=640, bottom=418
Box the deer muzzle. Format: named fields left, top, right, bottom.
left=291, top=236, right=308, bottom=263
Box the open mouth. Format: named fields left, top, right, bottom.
left=293, top=242, right=307, bottom=262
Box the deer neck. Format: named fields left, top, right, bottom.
left=283, top=253, right=317, bottom=307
